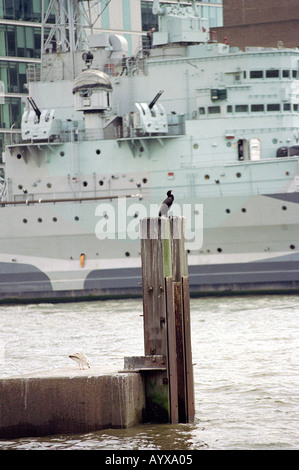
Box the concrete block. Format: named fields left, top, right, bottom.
left=0, top=368, right=145, bottom=439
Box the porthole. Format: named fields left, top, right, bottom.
left=241, top=208, right=246, bottom=213
left=83, top=181, right=88, bottom=187
left=99, top=180, right=104, bottom=186
left=217, top=248, right=222, bottom=253
left=23, top=218, right=27, bottom=223
left=17, top=154, right=22, bottom=159
left=282, top=205, right=287, bottom=211
left=38, top=218, right=42, bottom=223
left=142, top=178, right=148, bottom=184
left=74, top=216, right=79, bottom=221
left=60, top=151, right=65, bottom=157
left=226, top=209, right=230, bottom=213
left=290, top=244, right=295, bottom=250
left=139, top=147, right=144, bottom=152
left=204, top=174, right=210, bottom=180
left=125, top=251, right=130, bottom=257
left=236, top=172, right=242, bottom=178
left=193, top=143, right=199, bottom=149
left=47, top=183, right=52, bottom=188
left=96, top=149, right=101, bottom=155
left=18, top=184, right=23, bottom=190
left=53, top=217, right=57, bottom=222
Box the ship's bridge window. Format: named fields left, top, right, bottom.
left=208, top=106, right=221, bottom=114
left=79, top=89, right=91, bottom=98
left=235, top=105, right=248, bottom=113
left=210, top=88, right=227, bottom=101
left=267, top=103, right=280, bottom=111
left=292, top=70, right=298, bottom=78
left=294, top=104, right=298, bottom=112
left=227, top=105, right=232, bottom=113
left=266, top=69, right=279, bottom=78
left=199, top=107, right=205, bottom=115
left=283, top=70, right=290, bottom=78
left=284, top=103, right=291, bottom=111
left=251, top=104, right=264, bottom=112
left=250, top=70, right=263, bottom=79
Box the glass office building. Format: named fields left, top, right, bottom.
left=0, top=0, right=50, bottom=158
left=0, top=0, right=223, bottom=158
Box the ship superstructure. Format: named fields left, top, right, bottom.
left=1, top=0, right=299, bottom=301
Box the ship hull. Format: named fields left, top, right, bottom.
left=0, top=256, right=299, bottom=303
left=0, top=191, right=298, bottom=303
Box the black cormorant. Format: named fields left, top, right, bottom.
left=159, top=190, right=174, bottom=217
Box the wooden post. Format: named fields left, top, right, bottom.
left=124, top=216, right=195, bottom=424
left=139, top=217, right=170, bottom=422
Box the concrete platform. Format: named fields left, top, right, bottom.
left=0, top=367, right=145, bottom=439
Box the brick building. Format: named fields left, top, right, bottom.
left=214, top=0, right=299, bottom=50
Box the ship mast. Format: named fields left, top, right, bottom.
left=41, top=0, right=107, bottom=78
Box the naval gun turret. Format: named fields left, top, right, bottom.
left=152, top=0, right=209, bottom=46
left=124, top=90, right=168, bottom=137
left=21, top=97, right=62, bottom=141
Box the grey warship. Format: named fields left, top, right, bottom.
left=1, top=0, right=299, bottom=302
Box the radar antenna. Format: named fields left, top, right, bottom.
left=41, top=0, right=110, bottom=77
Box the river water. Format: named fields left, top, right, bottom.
left=0, top=294, right=298, bottom=450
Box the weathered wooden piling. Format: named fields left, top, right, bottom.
left=124, top=216, right=195, bottom=424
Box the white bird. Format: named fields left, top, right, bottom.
left=69, top=352, right=90, bottom=370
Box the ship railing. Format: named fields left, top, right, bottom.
left=3, top=131, right=22, bottom=146
left=121, top=123, right=185, bottom=139
left=0, top=191, right=144, bottom=206
left=7, top=121, right=185, bottom=147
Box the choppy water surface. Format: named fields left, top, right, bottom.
left=0, top=295, right=298, bottom=450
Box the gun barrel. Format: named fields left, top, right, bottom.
left=27, top=97, right=41, bottom=119
left=148, top=90, right=164, bottom=109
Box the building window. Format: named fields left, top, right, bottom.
left=0, top=97, right=23, bottom=128
left=0, top=0, right=46, bottom=22
left=141, top=1, right=159, bottom=32
left=0, top=61, right=32, bottom=93
left=0, top=25, right=41, bottom=58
